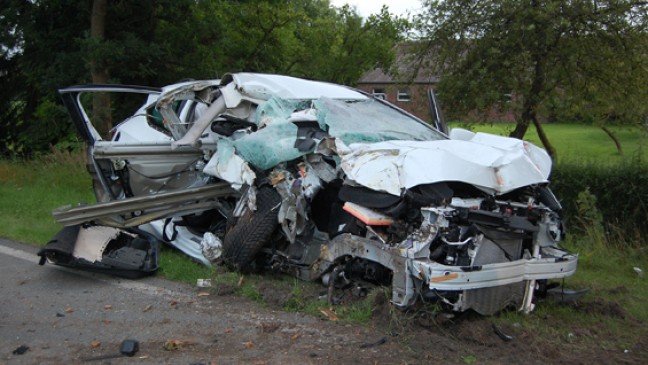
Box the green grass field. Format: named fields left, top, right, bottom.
left=453, top=122, right=648, bottom=163
left=0, top=150, right=94, bottom=244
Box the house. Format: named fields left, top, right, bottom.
left=357, top=45, right=516, bottom=124
left=357, top=45, right=438, bottom=121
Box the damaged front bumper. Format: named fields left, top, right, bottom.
left=317, top=234, right=577, bottom=314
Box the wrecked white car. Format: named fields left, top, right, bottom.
left=39, top=73, right=577, bottom=315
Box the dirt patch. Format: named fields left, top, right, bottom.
left=215, top=273, right=648, bottom=365
left=569, top=298, right=629, bottom=319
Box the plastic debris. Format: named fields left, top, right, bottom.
left=492, top=324, right=514, bottom=342
left=633, top=267, right=643, bottom=278
left=197, top=278, right=212, bottom=288
left=12, top=345, right=29, bottom=355
left=81, top=339, right=139, bottom=361
left=201, top=232, right=223, bottom=261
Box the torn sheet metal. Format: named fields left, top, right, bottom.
left=203, top=139, right=256, bottom=190
left=156, top=81, right=221, bottom=142
left=223, top=73, right=369, bottom=102
left=140, top=219, right=211, bottom=265
left=271, top=169, right=310, bottom=243
left=338, top=137, right=551, bottom=196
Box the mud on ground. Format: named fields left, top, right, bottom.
left=210, top=269, right=648, bottom=365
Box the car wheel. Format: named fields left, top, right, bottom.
left=222, top=186, right=281, bottom=272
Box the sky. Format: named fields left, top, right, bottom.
left=330, top=0, right=424, bottom=18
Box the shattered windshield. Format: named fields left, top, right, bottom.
left=231, top=96, right=445, bottom=170
left=314, top=97, right=445, bottom=143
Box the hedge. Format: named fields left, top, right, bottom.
left=550, top=160, right=648, bottom=242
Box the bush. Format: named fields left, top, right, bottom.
left=551, top=160, right=648, bottom=245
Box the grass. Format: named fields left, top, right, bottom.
left=0, top=149, right=95, bottom=245
left=158, top=246, right=213, bottom=284
left=453, top=122, right=648, bottom=163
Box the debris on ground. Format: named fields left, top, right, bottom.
left=197, top=279, right=212, bottom=288
left=492, top=324, right=514, bottom=342
left=81, top=339, right=139, bottom=361
left=318, top=307, right=339, bottom=321
left=633, top=267, right=643, bottom=278
left=359, top=337, right=387, bottom=349
left=163, top=339, right=193, bottom=351
left=12, top=345, right=29, bottom=355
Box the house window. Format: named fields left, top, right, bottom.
left=372, top=88, right=386, bottom=100
left=397, top=88, right=411, bottom=102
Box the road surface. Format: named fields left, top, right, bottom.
left=0, top=239, right=390, bottom=365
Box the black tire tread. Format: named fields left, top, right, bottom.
left=222, top=187, right=281, bottom=272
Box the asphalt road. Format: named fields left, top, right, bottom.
left=0, top=239, right=379, bottom=365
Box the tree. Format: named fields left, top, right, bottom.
left=1, top=0, right=405, bottom=156
left=185, top=0, right=406, bottom=85
left=90, top=0, right=111, bottom=136
left=414, top=0, right=648, bottom=158
left=294, top=4, right=407, bottom=85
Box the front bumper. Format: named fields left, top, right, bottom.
left=318, top=234, right=578, bottom=310
left=411, top=249, right=578, bottom=291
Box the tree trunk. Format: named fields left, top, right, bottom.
left=532, top=118, right=556, bottom=159
left=510, top=60, right=545, bottom=139
left=510, top=110, right=531, bottom=139
left=90, top=0, right=111, bottom=138
left=600, top=126, right=624, bottom=155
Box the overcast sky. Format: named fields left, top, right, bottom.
left=330, top=0, right=424, bottom=18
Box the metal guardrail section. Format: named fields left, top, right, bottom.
left=92, top=141, right=218, bottom=158
left=53, top=183, right=234, bottom=227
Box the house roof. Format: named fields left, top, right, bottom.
left=359, top=44, right=440, bottom=85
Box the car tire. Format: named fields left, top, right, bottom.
left=222, top=186, right=281, bottom=272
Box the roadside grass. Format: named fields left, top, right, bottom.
left=157, top=246, right=212, bottom=284
left=491, top=232, right=648, bottom=355
left=0, top=149, right=94, bottom=245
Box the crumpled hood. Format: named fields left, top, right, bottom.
left=338, top=131, right=552, bottom=196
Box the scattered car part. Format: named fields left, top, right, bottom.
left=492, top=323, right=514, bottom=342
left=38, top=225, right=159, bottom=278
left=81, top=339, right=139, bottom=362
left=545, top=287, right=591, bottom=303
left=12, top=345, right=29, bottom=355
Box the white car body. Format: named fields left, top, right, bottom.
left=44, top=73, right=577, bottom=315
